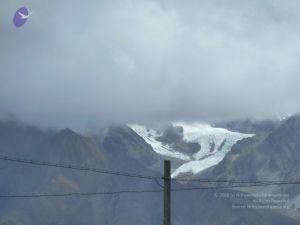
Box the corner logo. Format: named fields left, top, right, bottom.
left=13, top=7, right=32, bottom=28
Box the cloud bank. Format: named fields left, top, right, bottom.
left=1, top=0, right=300, bottom=128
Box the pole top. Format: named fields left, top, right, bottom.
left=164, top=160, right=171, bottom=177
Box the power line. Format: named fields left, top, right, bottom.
left=0, top=189, right=163, bottom=198
left=1, top=181, right=300, bottom=198
left=0, top=155, right=159, bottom=180
left=171, top=177, right=300, bottom=185
left=155, top=178, right=164, bottom=189
left=171, top=181, right=300, bottom=191
left=1, top=154, right=300, bottom=186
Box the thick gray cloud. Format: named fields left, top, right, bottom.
left=1, top=0, right=300, bottom=129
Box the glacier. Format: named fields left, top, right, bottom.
left=129, top=122, right=254, bottom=177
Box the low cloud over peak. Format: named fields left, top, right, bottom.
left=1, top=0, right=300, bottom=129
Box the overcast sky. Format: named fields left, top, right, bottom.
left=1, top=0, right=300, bottom=129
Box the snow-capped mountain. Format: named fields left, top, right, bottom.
left=129, top=122, right=254, bottom=177
left=1, top=117, right=300, bottom=225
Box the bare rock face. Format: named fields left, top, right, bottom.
left=208, top=116, right=300, bottom=182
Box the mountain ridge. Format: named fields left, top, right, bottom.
left=0, top=117, right=299, bottom=225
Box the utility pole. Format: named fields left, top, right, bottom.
left=164, top=160, right=171, bottom=225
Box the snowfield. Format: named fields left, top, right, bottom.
left=129, top=124, right=190, bottom=161
left=129, top=122, right=254, bottom=177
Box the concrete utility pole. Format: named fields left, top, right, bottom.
left=164, top=160, right=171, bottom=225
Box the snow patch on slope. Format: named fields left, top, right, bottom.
left=172, top=122, right=254, bottom=177
left=129, top=124, right=190, bottom=161
left=174, top=122, right=253, bottom=160
left=129, top=122, right=254, bottom=177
